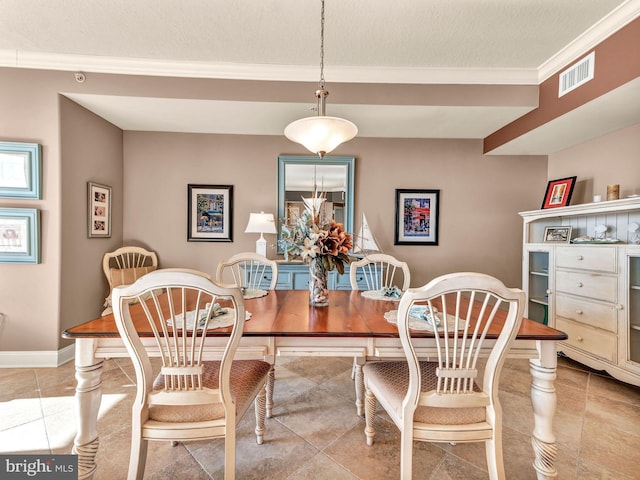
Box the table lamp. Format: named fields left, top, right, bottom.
left=245, top=212, right=277, bottom=256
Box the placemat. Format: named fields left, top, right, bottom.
left=361, top=290, right=403, bottom=302
left=169, top=305, right=252, bottom=330
left=384, top=309, right=466, bottom=332
left=243, top=289, right=268, bottom=300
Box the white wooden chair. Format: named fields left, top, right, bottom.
left=102, top=246, right=158, bottom=315
left=216, top=252, right=278, bottom=417
left=363, top=272, right=525, bottom=480
left=112, top=269, right=270, bottom=480
left=216, top=252, right=278, bottom=291
left=349, top=253, right=410, bottom=291
left=349, top=253, right=411, bottom=383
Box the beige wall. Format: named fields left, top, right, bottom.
left=60, top=97, right=124, bottom=345
left=5, top=65, right=635, bottom=362
left=0, top=69, right=64, bottom=353
left=548, top=124, right=640, bottom=203
left=124, top=132, right=546, bottom=288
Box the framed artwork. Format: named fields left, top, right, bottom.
left=541, top=176, right=576, bottom=209
left=543, top=226, right=572, bottom=243
left=285, top=201, right=302, bottom=224
left=0, top=141, right=42, bottom=199
left=188, top=184, right=233, bottom=242
left=0, top=208, right=40, bottom=263
left=88, top=182, right=112, bottom=238
left=394, top=189, right=440, bottom=246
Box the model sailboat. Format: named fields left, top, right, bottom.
left=352, top=212, right=382, bottom=257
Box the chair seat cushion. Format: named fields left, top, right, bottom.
left=364, top=361, right=486, bottom=425
left=110, top=266, right=157, bottom=288
left=149, top=360, right=271, bottom=423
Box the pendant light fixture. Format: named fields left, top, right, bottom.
left=284, top=0, right=357, bottom=158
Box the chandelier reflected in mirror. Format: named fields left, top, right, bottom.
left=284, top=0, right=357, bottom=158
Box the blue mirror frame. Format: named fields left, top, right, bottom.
left=277, top=155, right=355, bottom=254
left=0, top=142, right=42, bottom=199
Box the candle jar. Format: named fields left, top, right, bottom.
left=607, top=184, right=620, bottom=201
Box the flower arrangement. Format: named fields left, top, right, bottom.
left=279, top=195, right=353, bottom=274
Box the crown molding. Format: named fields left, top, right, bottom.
left=538, top=0, right=640, bottom=82
left=0, top=49, right=539, bottom=85
left=1, top=1, right=637, bottom=87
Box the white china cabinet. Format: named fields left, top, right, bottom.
left=520, top=197, right=640, bottom=386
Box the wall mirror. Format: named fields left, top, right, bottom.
left=277, top=155, right=355, bottom=253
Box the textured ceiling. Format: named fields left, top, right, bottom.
left=0, top=0, right=629, bottom=75
left=1, top=0, right=638, bottom=154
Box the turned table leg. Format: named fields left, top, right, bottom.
left=72, top=339, right=104, bottom=480
left=530, top=341, right=559, bottom=479
left=354, top=360, right=365, bottom=416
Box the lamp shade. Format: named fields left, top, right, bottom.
left=245, top=212, right=277, bottom=234
left=284, top=116, right=357, bottom=157
left=245, top=212, right=277, bottom=257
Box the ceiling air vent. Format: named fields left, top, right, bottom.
left=558, top=51, right=595, bottom=97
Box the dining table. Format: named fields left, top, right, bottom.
left=63, top=288, right=567, bottom=480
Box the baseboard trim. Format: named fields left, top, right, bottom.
left=0, top=344, right=75, bottom=368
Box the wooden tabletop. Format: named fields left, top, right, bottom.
left=63, top=290, right=567, bottom=341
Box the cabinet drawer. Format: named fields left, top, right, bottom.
left=556, top=318, right=617, bottom=362
left=555, top=270, right=617, bottom=303
left=334, top=272, right=355, bottom=290
left=275, top=272, right=293, bottom=289
left=556, top=246, right=616, bottom=272
left=556, top=294, right=617, bottom=333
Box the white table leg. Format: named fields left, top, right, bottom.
left=354, top=359, right=365, bottom=416
left=72, top=339, right=103, bottom=480
left=265, top=364, right=274, bottom=418
left=530, top=340, right=559, bottom=479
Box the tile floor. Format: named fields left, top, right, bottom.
left=1, top=354, right=640, bottom=479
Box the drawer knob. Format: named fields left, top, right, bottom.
left=546, top=289, right=551, bottom=295
left=576, top=255, right=584, bottom=260
left=577, top=336, right=584, bottom=342
left=576, top=281, right=583, bottom=287
left=575, top=309, right=583, bottom=315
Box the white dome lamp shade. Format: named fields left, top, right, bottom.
left=285, top=89, right=357, bottom=158
left=284, top=1, right=357, bottom=158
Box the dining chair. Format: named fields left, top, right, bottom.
left=112, top=269, right=271, bottom=480
left=216, top=252, right=278, bottom=417
left=215, top=252, right=278, bottom=291
left=363, top=272, right=525, bottom=480
left=101, top=246, right=158, bottom=315
left=349, top=253, right=411, bottom=383
left=349, top=253, right=410, bottom=291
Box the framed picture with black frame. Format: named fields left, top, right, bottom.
left=187, top=184, right=233, bottom=242
left=543, top=226, right=572, bottom=243
left=541, top=176, right=576, bottom=209
left=394, top=189, right=440, bottom=246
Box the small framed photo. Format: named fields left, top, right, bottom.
left=543, top=226, right=572, bottom=243
left=541, top=176, right=576, bottom=209
left=0, top=208, right=40, bottom=263
left=188, top=184, right=233, bottom=242
left=88, top=182, right=112, bottom=238
left=0, top=141, right=42, bottom=199
left=394, top=189, right=440, bottom=246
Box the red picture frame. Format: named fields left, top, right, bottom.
left=541, top=176, right=576, bottom=209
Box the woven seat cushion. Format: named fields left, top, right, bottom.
left=364, top=361, right=486, bottom=425
left=110, top=266, right=156, bottom=288
left=149, top=360, right=271, bottom=423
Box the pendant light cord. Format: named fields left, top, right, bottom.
left=319, top=0, right=325, bottom=90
